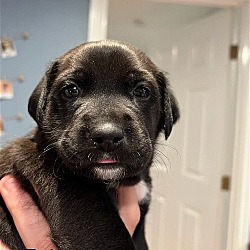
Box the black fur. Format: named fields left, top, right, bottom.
left=0, top=40, right=179, bottom=250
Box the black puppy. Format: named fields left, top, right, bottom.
left=0, top=40, right=179, bottom=250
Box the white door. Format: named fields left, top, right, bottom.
left=146, top=10, right=233, bottom=250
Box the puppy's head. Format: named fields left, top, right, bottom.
left=28, top=40, right=179, bottom=183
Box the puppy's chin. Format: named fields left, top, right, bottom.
left=92, top=165, right=125, bottom=181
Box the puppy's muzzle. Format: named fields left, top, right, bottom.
left=91, top=122, right=124, bottom=153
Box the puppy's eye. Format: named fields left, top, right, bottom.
left=133, top=86, right=150, bottom=99
left=62, top=85, right=80, bottom=99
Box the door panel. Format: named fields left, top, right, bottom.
left=147, top=10, right=232, bottom=250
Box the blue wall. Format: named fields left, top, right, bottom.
left=0, top=0, right=89, bottom=146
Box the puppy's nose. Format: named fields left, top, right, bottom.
left=91, top=123, right=124, bottom=152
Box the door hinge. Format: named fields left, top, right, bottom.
left=230, top=45, right=239, bottom=60
left=221, top=175, right=231, bottom=191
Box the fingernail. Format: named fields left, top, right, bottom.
left=1, top=176, right=20, bottom=193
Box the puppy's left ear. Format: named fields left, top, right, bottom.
left=157, top=71, right=180, bottom=140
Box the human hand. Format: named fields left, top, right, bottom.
left=0, top=175, right=57, bottom=250
left=0, top=175, right=140, bottom=249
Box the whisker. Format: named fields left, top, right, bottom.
left=156, top=141, right=181, bottom=159
left=38, top=142, right=56, bottom=158
left=52, top=158, right=64, bottom=180
left=153, top=148, right=172, bottom=172
left=136, top=151, right=142, bottom=159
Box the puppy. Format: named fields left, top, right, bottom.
left=0, top=40, right=179, bottom=250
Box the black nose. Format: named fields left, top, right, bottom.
left=91, top=123, right=124, bottom=152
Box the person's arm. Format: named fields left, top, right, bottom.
left=118, top=186, right=141, bottom=236
left=0, top=175, right=140, bottom=249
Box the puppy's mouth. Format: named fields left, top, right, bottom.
left=97, top=159, right=118, bottom=164
left=60, top=149, right=126, bottom=180
left=92, top=158, right=125, bottom=181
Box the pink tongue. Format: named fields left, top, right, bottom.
left=98, top=159, right=117, bottom=164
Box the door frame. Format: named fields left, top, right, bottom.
left=87, top=1, right=249, bottom=249
left=227, top=2, right=249, bottom=250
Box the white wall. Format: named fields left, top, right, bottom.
left=0, top=0, right=89, bottom=146
left=107, top=0, right=220, bottom=52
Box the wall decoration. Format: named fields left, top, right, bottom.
left=16, top=74, right=25, bottom=83
left=0, top=116, right=4, bottom=136
left=0, top=79, right=14, bottom=99
left=4, top=113, right=24, bottom=122
left=21, top=32, right=29, bottom=40
left=0, top=36, right=17, bottom=59
left=14, top=113, right=24, bottom=121
left=0, top=113, right=24, bottom=137
left=0, top=32, right=29, bottom=59
left=0, top=32, right=29, bottom=138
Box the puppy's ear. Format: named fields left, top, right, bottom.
left=157, top=71, right=180, bottom=140
left=28, top=61, right=59, bottom=126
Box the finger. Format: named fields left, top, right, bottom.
left=118, top=186, right=141, bottom=236
left=0, top=175, right=57, bottom=250
left=0, top=240, right=11, bottom=250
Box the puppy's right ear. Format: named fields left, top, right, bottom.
left=28, top=61, right=59, bottom=126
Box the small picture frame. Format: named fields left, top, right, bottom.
left=0, top=79, right=14, bottom=99
left=0, top=116, right=4, bottom=136
left=1, top=37, right=17, bottom=59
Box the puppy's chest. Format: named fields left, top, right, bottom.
left=134, top=180, right=151, bottom=204
left=109, top=180, right=150, bottom=205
